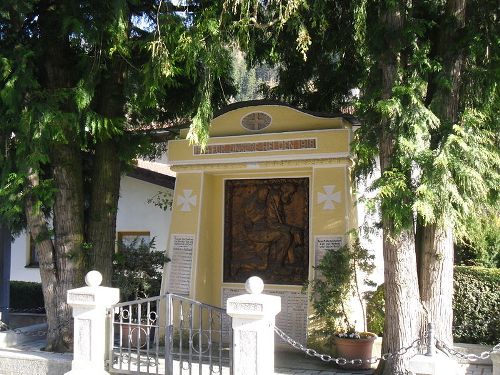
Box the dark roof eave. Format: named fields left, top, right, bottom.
left=127, top=166, right=175, bottom=189
left=213, top=100, right=360, bottom=125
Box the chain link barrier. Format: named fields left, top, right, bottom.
left=274, top=325, right=421, bottom=367
left=437, top=340, right=500, bottom=361
left=275, top=324, right=500, bottom=371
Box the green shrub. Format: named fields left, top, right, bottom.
left=112, top=237, right=169, bottom=301
left=366, top=284, right=384, bottom=336
left=365, top=266, right=500, bottom=344
left=9, top=281, right=45, bottom=311
left=453, top=266, right=500, bottom=345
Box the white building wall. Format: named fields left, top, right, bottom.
left=10, top=233, right=38, bottom=282
left=10, top=175, right=173, bottom=282
left=350, top=159, right=384, bottom=331
left=115, top=175, right=172, bottom=254
left=356, top=159, right=384, bottom=287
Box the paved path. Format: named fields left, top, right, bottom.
left=275, top=364, right=492, bottom=375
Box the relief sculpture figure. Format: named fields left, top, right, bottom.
left=224, top=178, right=308, bottom=285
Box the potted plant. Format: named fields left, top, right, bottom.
left=112, top=237, right=170, bottom=347
left=307, top=233, right=377, bottom=369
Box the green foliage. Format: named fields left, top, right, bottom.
left=455, top=213, right=500, bottom=268
left=453, top=266, right=500, bottom=345
left=9, top=281, right=45, bottom=311
left=352, top=0, right=500, bottom=238
left=225, top=0, right=362, bottom=112
left=147, top=191, right=174, bottom=212
left=0, top=0, right=237, bottom=232
left=231, top=50, right=278, bottom=101
left=112, top=237, right=170, bottom=301
left=366, top=266, right=500, bottom=344
left=365, top=284, right=384, bottom=336
left=307, top=235, right=375, bottom=334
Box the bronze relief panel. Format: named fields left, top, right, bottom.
left=224, top=178, right=309, bottom=285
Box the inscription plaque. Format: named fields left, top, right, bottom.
left=238, top=331, right=257, bottom=374
left=314, top=235, right=345, bottom=267
left=229, top=302, right=263, bottom=312
left=168, top=234, right=195, bottom=295
left=68, top=293, right=95, bottom=304
left=76, top=319, right=91, bottom=361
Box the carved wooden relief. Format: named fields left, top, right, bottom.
left=224, top=178, right=309, bottom=285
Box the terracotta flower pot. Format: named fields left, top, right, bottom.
left=334, top=333, right=377, bottom=370
left=121, top=324, right=150, bottom=348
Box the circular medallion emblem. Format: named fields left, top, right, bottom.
left=241, top=111, right=272, bottom=131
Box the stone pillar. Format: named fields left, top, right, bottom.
left=65, top=271, right=119, bottom=375
left=227, top=276, right=281, bottom=375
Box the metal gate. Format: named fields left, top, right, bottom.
left=107, top=294, right=233, bottom=375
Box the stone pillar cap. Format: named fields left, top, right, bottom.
left=66, top=270, right=119, bottom=307
left=227, top=277, right=281, bottom=319
left=245, top=276, right=264, bottom=294
left=85, top=270, right=103, bottom=287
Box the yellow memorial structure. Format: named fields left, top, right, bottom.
left=161, top=101, right=359, bottom=343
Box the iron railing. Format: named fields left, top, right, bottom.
left=107, top=293, right=233, bottom=375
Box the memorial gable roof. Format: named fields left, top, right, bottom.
left=180, top=100, right=359, bottom=138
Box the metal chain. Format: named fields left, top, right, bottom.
left=275, top=324, right=500, bottom=369
left=274, top=325, right=421, bottom=366
left=436, top=339, right=500, bottom=361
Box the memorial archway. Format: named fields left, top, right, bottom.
left=161, top=101, right=359, bottom=343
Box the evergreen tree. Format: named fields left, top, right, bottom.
left=0, top=0, right=234, bottom=352
left=224, top=0, right=499, bottom=373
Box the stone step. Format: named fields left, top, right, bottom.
left=0, top=347, right=71, bottom=375
left=0, top=323, right=47, bottom=349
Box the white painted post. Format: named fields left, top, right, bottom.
left=491, top=352, right=500, bottom=375
left=65, top=271, right=119, bottom=375
left=409, top=322, right=461, bottom=375
left=409, top=353, right=460, bottom=375
left=227, top=276, right=281, bottom=375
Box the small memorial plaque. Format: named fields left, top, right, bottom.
left=68, top=293, right=95, bottom=304
left=314, top=235, right=345, bottom=267
left=168, top=234, right=195, bottom=295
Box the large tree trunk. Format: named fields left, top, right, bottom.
left=417, top=223, right=454, bottom=343
left=87, top=54, right=126, bottom=286
left=376, top=3, right=422, bottom=374
left=418, top=0, right=466, bottom=346
left=29, top=1, right=85, bottom=352
left=25, top=167, right=81, bottom=353
left=0, top=223, right=11, bottom=325
left=88, top=140, right=121, bottom=286
left=50, top=144, right=85, bottom=352
left=380, top=230, right=420, bottom=374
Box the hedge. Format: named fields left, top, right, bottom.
left=9, top=281, right=45, bottom=312
left=366, top=266, right=500, bottom=345
left=453, top=266, right=500, bottom=345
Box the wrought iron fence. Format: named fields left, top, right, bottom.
left=107, top=294, right=233, bottom=375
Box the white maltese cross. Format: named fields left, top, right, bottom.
left=317, top=185, right=341, bottom=210
left=177, top=189, right=197, bottom=212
